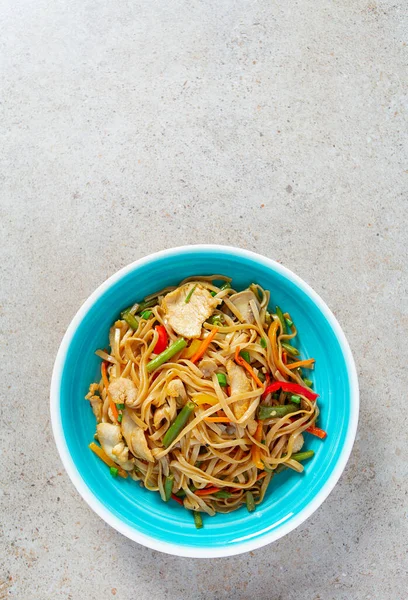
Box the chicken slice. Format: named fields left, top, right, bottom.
left=162, top=283, right=219, bottom=338
left=85, top=384, right=103, bottom=423
left=226, top=359, right=251, bottom=420
left=108, top=377, right=139, bottom=408
left=96, top=422, right=134, bottom=470
left=228, top=290, right=260, bottom=323
left=292, top=433, right=304, bottom=454
left=121, top=410, right=155, bottom=463
left=199, top=357, right=218, bottom=378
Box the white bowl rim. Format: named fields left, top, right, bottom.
left=50, top=244, right=359, bottom=558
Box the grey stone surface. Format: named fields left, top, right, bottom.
left=1, top=0, right=407, bottom=598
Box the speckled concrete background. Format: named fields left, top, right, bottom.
left=1, top=0, right=407, bottom=598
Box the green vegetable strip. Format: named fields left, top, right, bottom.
left=116, top=403, right=125, bottom=409
left=245, top=491, right=256, bottom=512
left=193, top=512, right=203, bottom=529
left=109, top=466, right=118, bottom=477
left=117, top=414, right=123, bottom=423
left=208, top=314, right=223, bottom=325
left=123, top=312, right=139, bottom=330
left=162, top=401, right=195, bottom=448
left=260, top=337, right=267, bottom=348
left=216, top=373, right=227, bottom=387
left=137, top=298, right=157, bottom=312
left=239, top=350, right=250, bottom=364
left=147, top=338, right=187, bottom=373
left=164, top=474, right=174, bottom=502
left=281, top=342, right=300, bottom=356
left=304, top=378, right=314, bottom=388
left=140, top=310, right=152, bottom=320
left=285, top=317, right=294, bottom=328
left=275, top=450, right=315, bottom=473
left=257, top=371, right=265, bottom=383
left=213, top=490, right=232, bottom=499
left=275, top=305, right=286, bottom=334
left=290, top=394, right=301, bottom=405
left=258, top=403, right=299, bottom=420
left=219, top=282, right=231, bottom=291
left=185, top=285, right=197, bottom=304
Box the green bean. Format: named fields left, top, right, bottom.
left=275, top=305, right=286, bottom=334
left=275, top=450, right=315, bottom=473
left=213, top=490, right=232, bottom=499
left=137, top=298, right=158, bottom=312
left=109, top=466, right=118, bottom=478
left=249, top=283, right=263, bottom=302
left=162, top=401, right=195, bottom=447
left=220, top=282, right=231, bottom=291
left=147, top=338, right=187, bottom=373
left=123, top=312, right=139, bottom=330
left=193, top=511, right=203, bottom=529
left=260, top=337, right=267, bottom=349
left=304, top=378, right=314, bottom=388
left=216, top=373, right=227, bottom=387
left=281, top=342, right=300, bottom=356
left=257, top=371, right=266, bottom=383
left=185, top=285, right=197, bottom=304
left=164, top=474, right=174, bottom=502
left=285, top=317, right=294, bottom=328
left=245, top=491, right=256, bottom=512
left=208, top=314, right=223, bottom=325
left=258, top=403, right=299, bottom=420
left=239, top=350, right=250, bottom=364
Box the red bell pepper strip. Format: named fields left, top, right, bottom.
left=171, top=493, right=184, bottom=505
left=306, top=426, right=327, bottom=439
left=154, top=325, right=168, bottom=354
left=261, top=381, right=318, bottom=401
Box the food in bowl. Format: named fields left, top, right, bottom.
left=85, top=275, right=326, bottom=528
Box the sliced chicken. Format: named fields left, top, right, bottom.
left=292, top=433, right=304, bottom=454
left=85, top=384, right=103, bottom=423
left=162, top=283, right=219, bottom=338
left=108, top=377, right=139, bottom=408
left=96, top=422, right=134, bottom=470
left=199, top=357, right=218, bottom=378
left=121, top=410, right=155, bottom=463
left=229, top=290, right=260, bottom=323
left=226, top=359, right=251, bottom=420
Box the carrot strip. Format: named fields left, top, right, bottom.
left=171, top=493, right=184, bottom=505
left=268, top=321, right=287, bottom=377
left=306, top=426, right=327, bottom=439
left=195, top=487, right=221, bottom=496
left=234, top=347, right=263, bottom=387
left=251, top=421, right=265, bottom=470
left=190, top=327, right=219, bottom=364
left=204, top=417, right=230, bottom=423
left=101, top=361, right=119, bottom=421
left=287, top=358, right=316, bottom=370
left=88, top=442, right=128, bottom=478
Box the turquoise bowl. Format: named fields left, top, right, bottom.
left=50, top=245, right=359, bottom=557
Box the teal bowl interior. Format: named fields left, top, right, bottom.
left=52, top=246, right=358, bottom=556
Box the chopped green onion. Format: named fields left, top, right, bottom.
left=216, top=373, right=228, bottom=387
left=117, top=413, right=123, bottom=423
left=116, top=403, right=125, bottom=410
left=213, top=490, right=232, bottom=499
left=260, top=337, right=267, bottom=349
left=275, top=306, right=286, bottom=334
left=258, top=403, right=299, bottom=420
left=290, top=394, right=301, bottom=404
left=304, top=378, right=314, bottom=388
left=185, top=285, right=197, bottom=303
left=208, top=314, right=223, bottom=325
left=210, top=291, right=216, bottom=297
left=147, top=338, right=187, bottom=373
left=164, top=474, right=174, bottom=502
left=285, top=317, right=294, bottom=328
left=245, top=491, right=256, bottom=512
left=162, top=401, right=195, bottom=448
left=123, top=312, right=139, bottom=330
left=239, top=350, right=251, bottom=364
left=109, top=466, right=118, bottom=478
left=220, top=282, right=231, bottom=291
left=193, top=511, right=203, bottom=529
left=140, top=310, right=152, bottom=320
left=281, top=342, right=300, bottom=356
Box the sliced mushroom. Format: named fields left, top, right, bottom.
left=228, top=290, right=260, bottom=323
